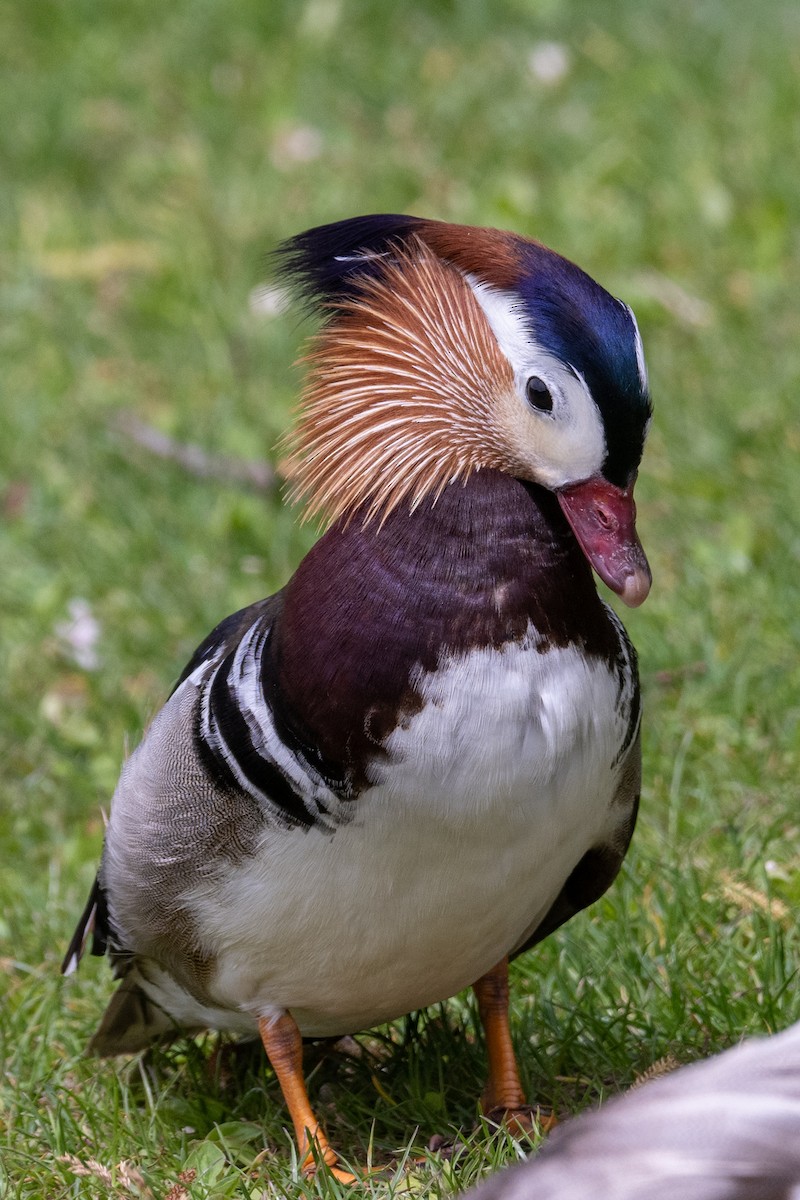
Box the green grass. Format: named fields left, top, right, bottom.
left=2, top=0, right=799, bottom=1195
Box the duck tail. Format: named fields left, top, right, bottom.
left=88, top=971, right=176, bottom=1057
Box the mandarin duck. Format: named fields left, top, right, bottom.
left=468, top=1021, right=800, bottom=1200
left=63, top=214, right=653, bottom=1181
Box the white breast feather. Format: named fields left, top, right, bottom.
left=165, top=630, right=635, bottom=1037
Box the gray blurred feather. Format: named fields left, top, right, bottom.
left=470, top=1022, right=800, bottom=1200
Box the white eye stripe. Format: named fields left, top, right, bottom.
left=622, top=301, right=649, bottom=392
left=466, top=274, right=596, bottom=406
left=466, top=275, right=537, bottom=369
left=467, top=277, right=572, bottom=397
left=464, top=275, right=607, bottom=488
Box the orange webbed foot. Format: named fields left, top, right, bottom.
left=482, top=1103, right=558, bottom=1137
left=260, top=1012, right=366, bottom=1185
left=473, top=958, right=559, bottom=1140
left=300, top=1146, right=360, bottom=1186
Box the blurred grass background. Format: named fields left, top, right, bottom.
left=1, top=0, right=799, bottom=1196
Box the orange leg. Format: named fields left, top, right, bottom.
left=473, top=958, right=557, bottom=1134
left=258, top=1013, right=356, bottom=1183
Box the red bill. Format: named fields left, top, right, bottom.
left=557, top=476, right=651, bottom=608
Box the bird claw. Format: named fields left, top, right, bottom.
left=425, top=1132, right=468, bottom=1163
left=482, top=1103, right=558, bottom=1136
left=301, top=1151, right=359, bottom=1185
left=301, top=1145, right=380, bottom=1185
left=316, top=1163, right=360, bottom=1185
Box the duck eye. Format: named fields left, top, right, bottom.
left=525, top=376, right=554, bottom=413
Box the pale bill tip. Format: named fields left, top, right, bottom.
left=618, top=566, right=652, bottom=608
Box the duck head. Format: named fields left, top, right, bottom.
left=276, top=214, right=653, bottom=607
